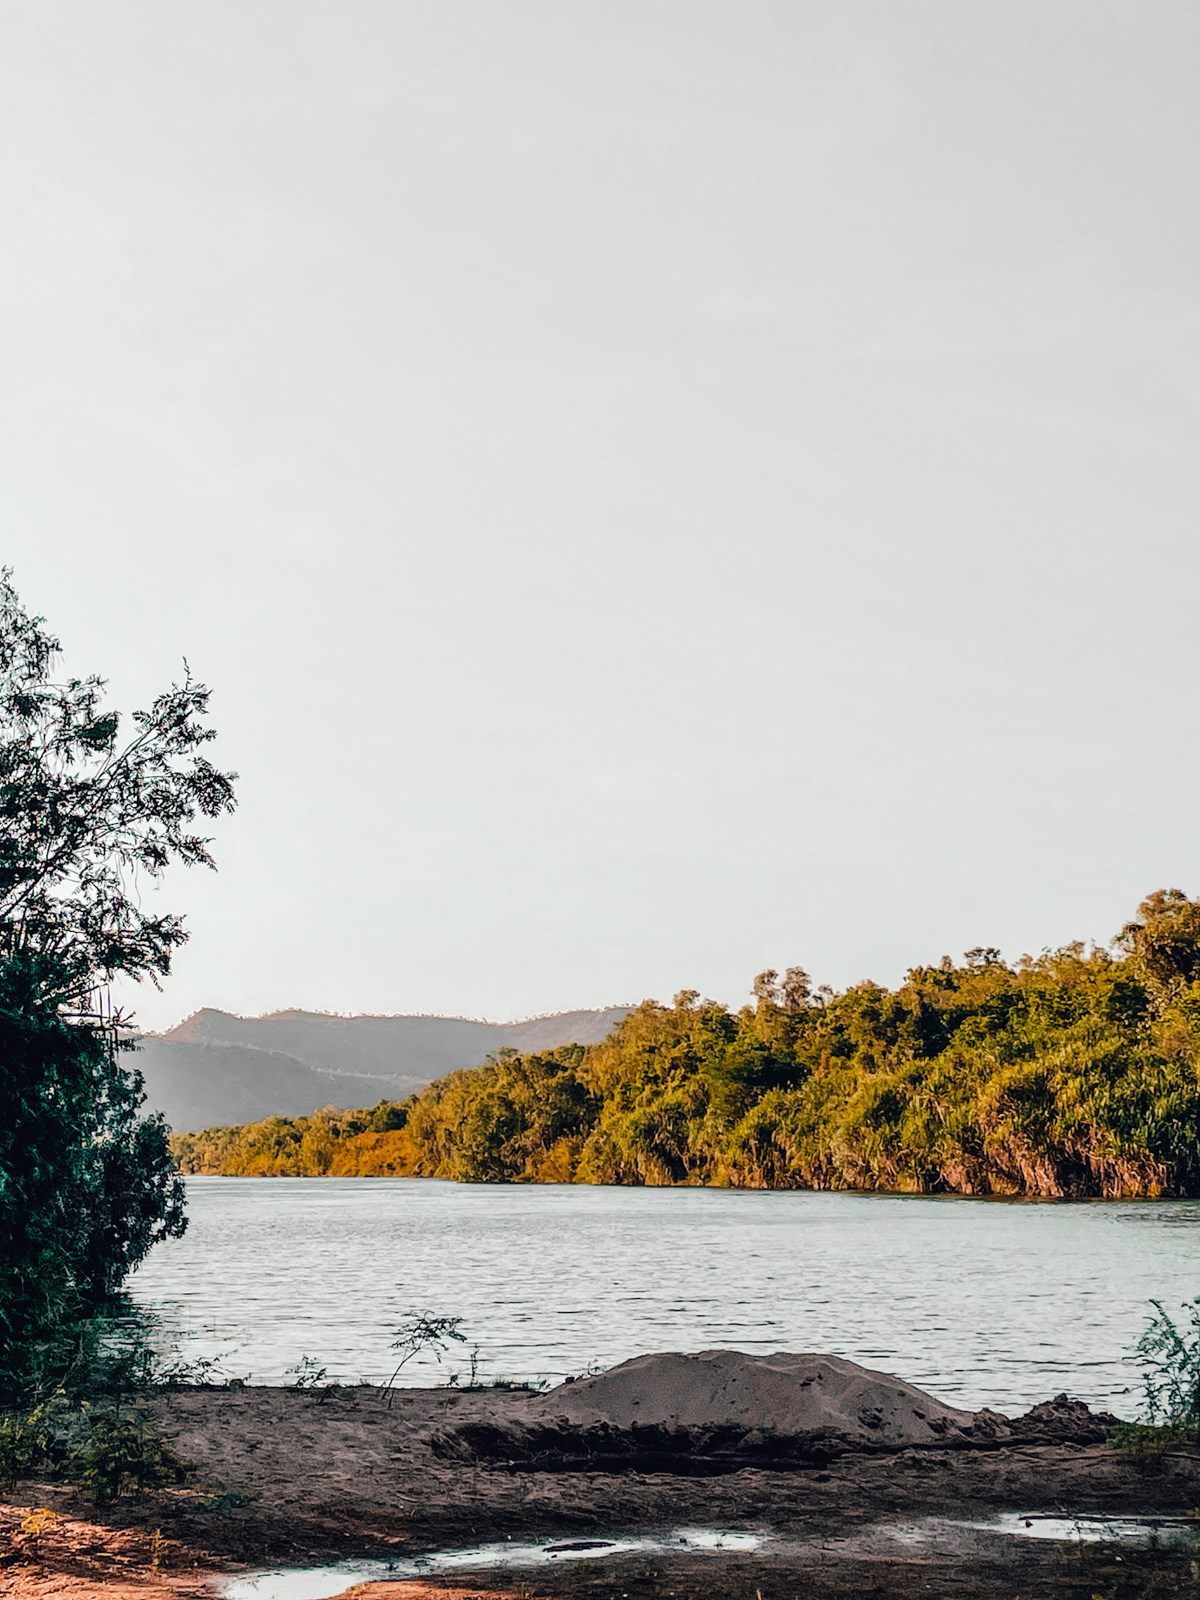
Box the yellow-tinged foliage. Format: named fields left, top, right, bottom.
left=170, top=890, right=1200, bottom=1198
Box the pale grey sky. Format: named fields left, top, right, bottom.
left=3, top=2, right=1198, bottom=1030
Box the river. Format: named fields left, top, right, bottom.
left=128, top=1177, right=1200, bottom=1415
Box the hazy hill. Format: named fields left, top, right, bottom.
left=133, top=1005, right=632, bottom=1132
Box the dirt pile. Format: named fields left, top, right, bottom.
left=538, top=1350, right=981, bottom=1445
left=1007, top=1392, right=1120, bottom=1445
left=431, top=1349, right=1029, bottom=1471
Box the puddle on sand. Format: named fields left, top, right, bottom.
left=890, top=1514, right=1200, bottom=1548
left=977, top=1514, right=1200, bottom=1545
left=222, top=1526, right=761, bottom=1600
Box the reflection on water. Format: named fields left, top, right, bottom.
left=220, top=1512, right=1200, bottom=1599
left=223, top=1527, right=761, bottom=1600
left=891, top=1513, right=1200, bottom=1546
left=130, top=1178, right=1200, bottom=1412
left=987, top=1513, right=1197, bottom=1543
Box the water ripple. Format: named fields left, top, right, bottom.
left=130, top=1179, right=1200, bottom=1414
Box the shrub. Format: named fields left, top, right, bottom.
left=67, top=1414, right=189, bottom=1503
left=0, top=1404, right=60, bottom=1491
left=1132, top=1297, right=1200, bottom=1432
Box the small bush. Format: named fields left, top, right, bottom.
left=1108, top=1418, right=1194, bottom=1456
left=1133, top=1298, right=1200, bottom=1434
left=0, top=1405, right=60, bottom=1491
left=285, top=1356, right=328, bottom=1390
left=384, top=1313, right=466, bottom=1406
left=17, top=1507, right=59, bottom=1547
left=196, top=1489, right=251, bottom=1511
left=154, top=1353, right=229, bottom=1387
left=67, top=1414, right=189, bottom=1503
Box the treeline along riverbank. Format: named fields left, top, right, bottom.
left=170, top=890, right=1200, bottom=1197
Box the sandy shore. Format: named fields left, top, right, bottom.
left=2, top=1381, right=1199, bottom=1599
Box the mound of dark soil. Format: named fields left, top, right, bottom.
left=430, top=1351, right=1117, bottom=1474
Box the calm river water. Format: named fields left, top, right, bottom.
left=128, top=1178, right=1200, bottom=1416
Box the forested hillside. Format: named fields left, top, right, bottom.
left=171, top=891, right=1200, bottom=1198
left=137, top=1004, right=632, bottom=1130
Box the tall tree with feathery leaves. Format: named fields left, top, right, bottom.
left=0, top=571, right=236, bottom=1389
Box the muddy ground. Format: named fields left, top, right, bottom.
left=3, top=1383, right=1200, bottom=1599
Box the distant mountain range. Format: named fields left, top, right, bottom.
left=132, top=1005, right=632, bottom=1133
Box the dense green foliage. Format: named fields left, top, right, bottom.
left=0, top=954, right=185, bottom=1372
left=0, top=1389, right=191, bottom=1501
left=0, top=574, right=235, bottom=1000
left=66, top=1413, right=189, bottom=1502
left=174, top=890, right=1200, bottom=1198
left=0, top=572, right=235, bottom=1395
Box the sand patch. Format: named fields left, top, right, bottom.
left=531, top=1350, right=984, bottom=1448
left=431, top=1350, right=1022, bottom=1470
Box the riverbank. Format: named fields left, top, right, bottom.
left=169, top=904, right=1200, bottom=1198
left=3, top=1371, right=1199, bottom=1599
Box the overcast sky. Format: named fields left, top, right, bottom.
left=3, top=2, right=1198, bottom=1030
